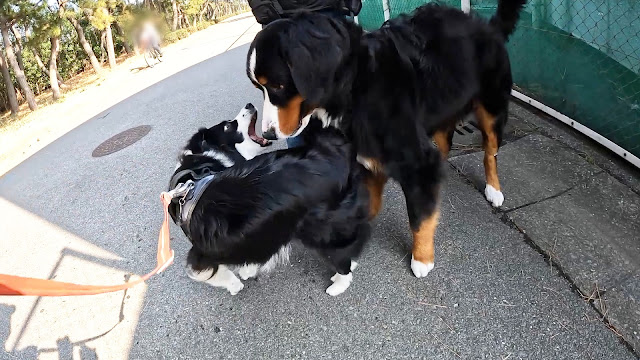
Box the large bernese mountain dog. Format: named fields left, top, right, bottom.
left=169, top=104, right=370, bottom=296
left=246, top=0, right=527, bottom=278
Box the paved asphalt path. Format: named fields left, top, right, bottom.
left=1, top=42, right=635, bottom=359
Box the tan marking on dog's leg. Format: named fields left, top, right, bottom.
left=433, top=129, right=452, bottom=159
left=476, top=103, right=504, bottom=207
left=411, top=208, right=439, bottom=278
left=365, top=171, right=388, bottom=219
left=476, top=104, right=500, bottom=191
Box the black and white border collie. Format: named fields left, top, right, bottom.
left=169, top=104, right=370, bottom=296
left=246, top=0, right=527, bottom=278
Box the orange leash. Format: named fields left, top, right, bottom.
left=0, top=193, right=175, bottom=296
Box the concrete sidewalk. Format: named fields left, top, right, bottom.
left=450, top=101, right=640, bottom=353
left=1, top=17, right=639, bottom=359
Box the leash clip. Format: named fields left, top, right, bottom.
left=167, top=180, right=194, bottom=203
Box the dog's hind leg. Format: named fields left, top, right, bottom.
left=322, top=224, right=369, bottom=296
left=397, top=148, right=442, bottom=278
left=433, top=126, right=455, bottom=159
left=364, top=170, right=388, bottom=219
left=476, top=102, right=507, bottom=207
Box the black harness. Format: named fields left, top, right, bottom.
left=168, top=162, right=222, bottom=238
left=249, top=0, right=360, bottom=25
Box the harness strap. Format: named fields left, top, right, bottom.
left=169, top=162, right=218, bottom=190
left=178, top=175, right=216, bottom=238
left=0, top=193, right=175, bottom=296
left=273, top=0, right=348, bottom=15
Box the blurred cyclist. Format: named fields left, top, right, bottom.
left=139, top=20, right=163, bottom=57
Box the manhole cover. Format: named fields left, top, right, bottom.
left=92, top=125, right=152, bottom=157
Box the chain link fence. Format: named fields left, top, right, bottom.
left=355, top=0, right=640, bottom=163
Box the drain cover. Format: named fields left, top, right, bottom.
left=92, top=125, right=152, bottom=157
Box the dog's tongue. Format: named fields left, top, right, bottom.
left=249, top=117, right=271, bottom=147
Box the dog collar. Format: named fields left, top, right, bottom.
left=286, top=136, right=306, bottom=149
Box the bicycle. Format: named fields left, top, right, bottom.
left=142, top=40, right=162, bottom=68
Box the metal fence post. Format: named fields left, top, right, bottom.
left=382, top=0, right=390, bottom=21
left=461, top=0, right=470, bottom=13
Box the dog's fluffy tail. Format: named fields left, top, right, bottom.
left=489, top=0, right=527, bottom=40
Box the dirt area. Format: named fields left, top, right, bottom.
left=0, top=13, right=259, bottom=176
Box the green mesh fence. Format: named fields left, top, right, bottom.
left=356, top=0, right=640, bottom=162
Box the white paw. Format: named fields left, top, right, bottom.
left=330, top=273, right=340, bottom=282
left=330, top=261, right=358, bottom=282
left=227, top=280, right=245, bottom=296
left=411, top=256, right=434, bottom=278
left=238, top=264, right=259, bottom=280
left=326, top=272, right=353, bottom=296
left=484, top=184, right=504, bottom=207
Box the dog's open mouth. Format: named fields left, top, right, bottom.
left=249, top=111, right=271, bottom=147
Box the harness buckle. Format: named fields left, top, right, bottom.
left=168, top=180, right=194, bottom=201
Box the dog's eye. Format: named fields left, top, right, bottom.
left=224, top=124, right=232, bottom=132
left=269, top=84, right=284, bottom=91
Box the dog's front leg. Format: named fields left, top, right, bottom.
left=187, top=265, right=245, bottom=295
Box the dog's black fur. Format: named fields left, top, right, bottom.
left=247, top=0, right=526, bottom=276
left=169, top=111, right=370, bottom=294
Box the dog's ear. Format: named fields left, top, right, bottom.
left=284, top=16, right=351, bottom=104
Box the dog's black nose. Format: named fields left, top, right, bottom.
left=245, top=103, right=255, bottom=111
left=262, top=128, right=277, bottom=140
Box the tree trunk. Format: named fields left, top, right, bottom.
left=103, top=9, right=117, bottom=68
left=208, top=3, right=216, bottom=20
left=68, top=16, right=103, bottom=74
left=29, top=50, right=64, bottom=89
left=199, top=4, right=208, bottom=22
left=32, top=49, right=50, bottom=77
left=181, top=11, right=189, bottom=29
left=100, top=30, right=106, bottom=63
left=49, top=37, right=61, bottom=100
left=10, top=25, right=25, bottom=72
left=0, top=49, right=18, bottom=115
left=172, top=0, right=179, bottom=30
left=113, top=22, right=132, bottom=54
left=0, top=19, right=36, bottom=111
